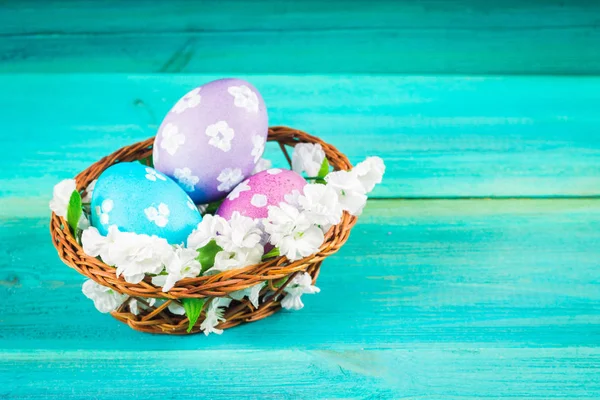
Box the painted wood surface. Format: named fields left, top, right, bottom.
left=2, top=1, right=600, bottom=397
left=1, top=0, right=599, bottom=74
left=1, top=199, right=600, bottom=398
left=2, top=74, right=600, bottom=202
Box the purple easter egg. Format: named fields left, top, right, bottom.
left=216, top=168, right=306, bottom=220
left=153, top=78, right=268, bottom=204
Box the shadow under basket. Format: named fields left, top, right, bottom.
left=50, top=126, right=358, bottom=335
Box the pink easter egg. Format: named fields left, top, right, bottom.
left=216, top=168, right=306, bottom=220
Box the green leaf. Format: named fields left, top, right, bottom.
left=182, top=298, right=207, bottom=333
left=262, top=247, right=280, bottom=260
left=66, top=190, right=82, bottom=235
left=196, top=240, right=222, bottom=273
left=204, top=199, right=224, bottom=215
left=138, top=155, right=154, bottom=167
left=317, top=157, right=330, bottom=179
left=273, top=277, right=288, bottom=288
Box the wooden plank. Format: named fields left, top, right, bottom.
left=1, top=348, right=599, bottom=399
left=1, top=0, right=599, bottom=74
left=5, top=0, right=599, bottom=35
left=1, top=199, right=600, bottom=397
left=2, top=199, right=599, bottom=350
left=1, top=74, right=600, bottom=200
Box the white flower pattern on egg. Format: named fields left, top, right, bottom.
left=266, top=168, right=282, bottom=175
left=144, top=203, right=170, bottom=228
left=251, top=134, right=265, bottom=163
left=228, top=85, right=259, bottom=113
left=174, top=167, right=199, bottom=192
left=227, top=179, right=251, bottom=200
left=94, top=199, right=114, bottom=225
left=217, top=168, right=243, bottom=192
left=186, top=198, right=196, bottom=211
left=252, top=158, right=272, bottom=174
left=251, top=194, right=268, bottom=208
left=145, top=167, right=166, bottom=182
left=205, top=121, right=235, bottom=152
left=160, top=123, right=185, bottom=156
left=172, top=88, right=201, bottom=114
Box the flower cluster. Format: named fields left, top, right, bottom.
left=187, top=212, right=264, bottom=274
left=265, top=148, right=385, bottom=261
left=51, top=144, right=384, bottom=336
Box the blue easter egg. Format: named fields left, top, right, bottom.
left=91, top=162, right=202, bottom=244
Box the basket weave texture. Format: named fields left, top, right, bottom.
left=50, top=126, right=357, bottom=334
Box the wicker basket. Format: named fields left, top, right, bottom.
left=50, top=126, right=358, bottom=334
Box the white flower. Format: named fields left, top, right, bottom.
left=174, top=167, right=199, bottom=192
left=81, top=225, right=121, bottom=265
left=251, top=135, right=265, bottom=163
left=151, top=246, right=201, bottom=292
left=325, top=170, right=368, bottom=216
left=209, top=245, right=263, bottom=274
left=168, top=301, right=186, bottom=315
left=252, top=158, right=272, bottom=174
left=205, top=120, right=235, bottom=152
left=128, top=298, right=140, bottom=315
left=172, top=87, right=201, bottom=114
left=292, top=184, right=343, bottom=232
left=151, top=299, right=186, bottom=315
left=128, top=297, right=159, bottom=315
left=187, top=214, right=227, bottom=250
left=82, top=279, right=127, bottom=313
left=81, top=179, right=97, bottom=203
left=49, top=179, right=76, bottom=217
left=160, top=123, right=185, bottom=156
left=145, top=167, right=167, bottom=182
left=109, top=232, right=172, bottom=283
left=281, top=272, right=320, bottom=310
left=95, top=199, right=114, bottom=225
left=256, top=218, right=271, bottom=247
left=354, top=156, right=385, bottom=193
left=292, top=143, right=326, bottom=177
left=201, top=297, right=232, bottom=336
left=250, top=193, right=267, bottom=208
left=263, top=203, right=325, bottom=261
left=283, top=189, right=302, bottom=208
left=227, top=179, right=250, bottom=200
left=216, top=212, right=262, bottom=252
left=229, top=281, right=265, bottom=308
left=144, top=203, right=170, bottom=228
left=228, top=85, right=259, bottom=113
left=216, top=168, right=243, bottom=192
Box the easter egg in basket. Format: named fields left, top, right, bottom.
left=153, top=78, right=268, bottom=204
left=90, top=162, right=202, bottom=245
left=216, top=168, right=306, bottom=220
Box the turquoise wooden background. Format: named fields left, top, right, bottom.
left=1, top=1, right=600, bottom=398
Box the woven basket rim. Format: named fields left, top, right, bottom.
left=50, top=126, right=358, bottom=299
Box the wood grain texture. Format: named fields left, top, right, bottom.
left=1, top=348, right=599, bottom=399
left=1, top=199, right=599, bottom=397
left=2, top=74, right=600, bottom=201
left=1, top=0, right=599, bottom=74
